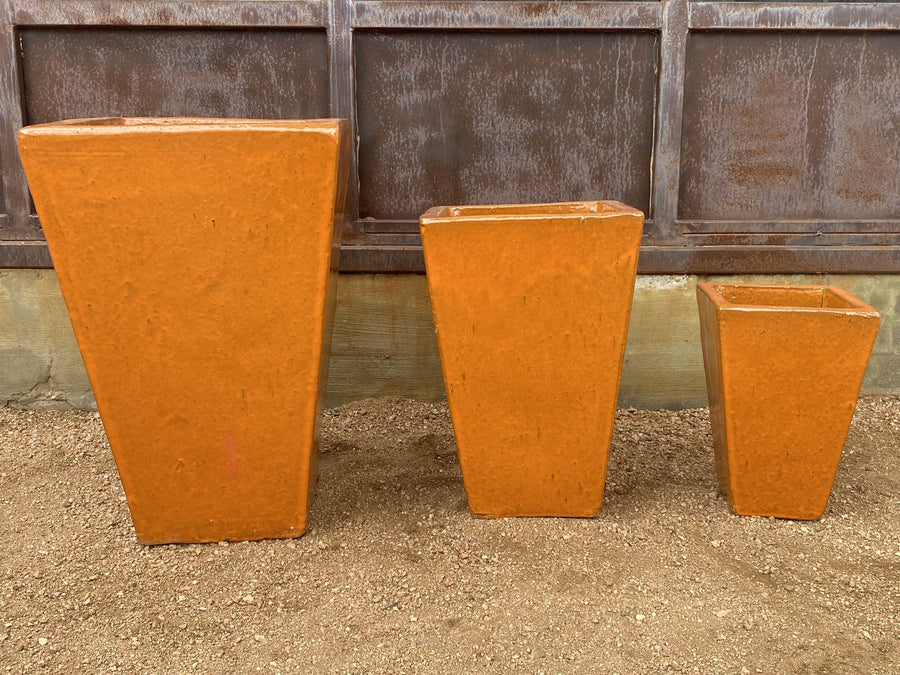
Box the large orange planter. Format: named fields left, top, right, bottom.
left=696, top=283, right=880, bottom=520
left=419, top=201, right=644, bottom=517
left=19, top=118, right=349, bottom=543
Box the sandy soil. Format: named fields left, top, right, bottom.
left=1, top=396, right=899, bottom=674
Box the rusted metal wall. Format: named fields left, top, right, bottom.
left=355, top=31, right=657, bottom=219
left=680, top=31, right=900, bottom=233
left=0, top=0, right=898, bottom=273
left=22, top=29, right=331, bottom=125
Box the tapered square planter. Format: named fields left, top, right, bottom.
left=18, top=118, right=350, bottom=543
left=696, top=283, right=881, bottom=520
left=419, top=201, right=644, bottom=517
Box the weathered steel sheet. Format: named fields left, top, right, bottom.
left=8, top=0, right=326, bottom=28
left=21, top=28, right=330, bottom=123
left=650, top=0, right=688, bottom=243
left=636, top=245, right=900, bottom=275
left=0, top=240, right=52, bottom=267
left=352, top=2, right=664, bottom=30
left=338, top=242, right=900, bottom=274
left=680, top=219, right=900, bottom=234
left=690, top=3, right=900, bottom=32
left=355, top=30, right=658, bottom=220
left=2, top=0, right=899, bottom=273
left=0, top=20, right=28, bottom=239
left=679, top=31, right=900, bottom=223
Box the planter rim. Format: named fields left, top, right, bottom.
left=19, top=117, right=346, bottom=137
left=697, top=282, right=880, bottom=317
left=420, top=200, right=643, bottom=224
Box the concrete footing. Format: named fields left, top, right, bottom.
left=1, top=270, right=896, bottom=411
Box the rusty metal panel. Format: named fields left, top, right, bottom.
left=9, top=0, right=327, bottom=28
left=0, top=21, right=28, bottom=240
left=0, top=241, right=51, bottom=267
left=352, top=2, right=665, bottom=30
left=650, top=0, right=688, bottom=244
left=636, top=244, right=900, bottom=275
left=20, top=28, right=330, bottom=123
left=337, top=241, right=900, bottom=275
left=690, top=3, right=900, bottom=32
left=679, top=31, right=900, bottom=223
left=2, top=1, right=899, bottom=273
left=355, top=30, right=658, bottom=221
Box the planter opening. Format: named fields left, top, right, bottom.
left=424, top=200, right=635, bottom=220
left=707, top=284, right=870, bottom=311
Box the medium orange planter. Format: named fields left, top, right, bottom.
left=419, top=201, right=644, bottom=517
left=696, top=283, right=881, bottom=520
left=19, top=118, right=349, bottom=543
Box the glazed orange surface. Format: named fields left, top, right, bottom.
left=19, top=118, right=349, bottom=543
left=420, top=201, right=644, bottom=518
left=697, top=283, right=880, bottom=520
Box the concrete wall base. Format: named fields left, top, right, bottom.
left=2, top=270, right=896, bottom=411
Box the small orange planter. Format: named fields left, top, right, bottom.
left=19, top=118, right=350, bottom=543
left=696, top=283, right=881, bottom=520
left=419, top=201, right=644, bottom=517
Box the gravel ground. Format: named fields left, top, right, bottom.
left=1, top=396, right=899, bottom=674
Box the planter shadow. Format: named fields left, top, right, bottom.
left=19, top=117, right=350, bottom=543
left=696, top=283, right=881, bottom=520
left=420, top=201, right=644, bottom=518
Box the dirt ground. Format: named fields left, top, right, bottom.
left=1, top=396, right=898, bottom=674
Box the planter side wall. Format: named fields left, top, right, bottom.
left=697, top=285, right=880, bottom=518
left=17, top=121, right=347, bottom=543
left=419, top=207, right=643, bottom=517
left=695, top=289, right=732, bottom=502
